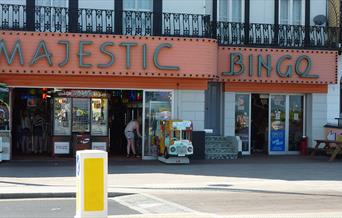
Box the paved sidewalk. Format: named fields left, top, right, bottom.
left=0, top=155, right=341, bottom=198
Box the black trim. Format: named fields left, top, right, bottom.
left=304, top=0, right=310, bottom=47
left=274, top=0, right=279, bottom=44
left=212, top=0, right=217, bottom=38
left=153, top=0, right=162, bottom=36
left=115, top=0, right=123, bottom=35
left=244, top=0, right=250, bottom=45
left=68, top=0, right=78, bottom=33
left=26, top=0, right=35, bottom=31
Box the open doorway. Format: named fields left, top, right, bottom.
left=251, top=94, right=269, bottom=154
left=109, top=90, right=143, bottom=157
left=12, top=88, right=52, bottom=158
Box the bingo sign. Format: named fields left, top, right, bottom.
left=270, top=130, right=285, bottom=152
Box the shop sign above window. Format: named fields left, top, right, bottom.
left=218, top=47, right=337, bottom=84
left=0, top=31, right=218, bottom=79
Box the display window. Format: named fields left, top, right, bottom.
left=54, top=97, right=71, bottom=135
left=72, top=98, right=91, bottom=132
left=91, top=98, right=108, bottom=136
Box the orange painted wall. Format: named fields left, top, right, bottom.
left=225, top=82, right=328, bottom=93
left=0, top=74, right=208, bottom=90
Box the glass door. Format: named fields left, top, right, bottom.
left=269, top=95, right=286, bottom=154
left=235, top=94, right=251, bottom=155
left=288, top=95, right=304, bottom=153
left=142, top=90, right=173, bottom=160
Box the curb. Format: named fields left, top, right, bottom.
left=0, top=192, right=131, bottom=199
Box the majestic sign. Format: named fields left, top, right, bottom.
left=0, top=31, right=217, bottom=79
left=218, top=47, right=338, bottom=84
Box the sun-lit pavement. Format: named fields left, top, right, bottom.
left=0, top=156, right=342, bottom=217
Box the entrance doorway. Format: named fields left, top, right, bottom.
left=109, top=90, right=143, bottom=157
left=234, top=93, right=305, bottom=155
left=12, top=88, right=52, bottom=158
left=251, top=94, right=269, bottom=154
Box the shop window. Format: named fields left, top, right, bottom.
left=72, top=98, right=91, bottom=132
left=219, top=0, right=244, bottom=22
left=144, top=91, right=173, bottom=158
left=235, top=94, right=250, bottom=153
left=91, top=98, right=108, bottom=136
left=279, top=0, right=304, bottom=25
left=54, top=97, right=71, bottom=135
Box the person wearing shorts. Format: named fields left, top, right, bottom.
left=124, top=119, right=142, bottom=158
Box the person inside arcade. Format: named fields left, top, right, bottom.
left=124, top=118, right=142, bottom=158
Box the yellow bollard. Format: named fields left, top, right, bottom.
left=75, top=150, right=108, bottom=218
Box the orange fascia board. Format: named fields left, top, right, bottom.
left=218, top=46, right=338, bottom=85
left=0, top=74, right=208, bottom=90
left=225, top=82, right=328, bottom=93
left=0, top=31, right=218, bottom=79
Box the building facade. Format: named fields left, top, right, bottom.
left=0, top=0, right=340, bottom=160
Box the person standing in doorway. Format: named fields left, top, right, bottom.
left=20, top=110, right=31, bottom=154
left=124, top=119, right=142, bottom=158
left=33, top=110, right=45, bottom=154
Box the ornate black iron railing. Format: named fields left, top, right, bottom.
left=162, top=13, right=211, bottom=38
left=217, top=21, right=339, bottom=49
left=123, top=10, right=153, bottom=36
left=78, top=8, right=115, bottom=34
left=35, top=6, right=68, bottom=32
left=0, top=3, right=26, bottom=30
left=0, top=3, right=340, bottom=50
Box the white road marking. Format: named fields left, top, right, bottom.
left=111, top=193, right=201, bottom=215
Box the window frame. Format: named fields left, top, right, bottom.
left=218, top=0, right=245, bottom=23
left=279, top=0, right=305, bottom=25
left=123, top=0, right=153, bottom=12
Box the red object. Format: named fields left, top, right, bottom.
left=42, top=88, right=48, bottom=100
left=299, top=136, right=308, bottom=155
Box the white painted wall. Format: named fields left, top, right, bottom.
left=224, top=92, right=235, bottom=136
left=327, top=56, right=342, bottom=124
left=250, top=0, right=274, bottom=24
left=175, top=90, right=205, bottom=131
left=310, top=0, right=327, bottom=25
left=163, top=0, right=210, bottom=14
left=306, top=93, right=328, bottom=147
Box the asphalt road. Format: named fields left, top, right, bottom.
left=0, top=197, right=140, bottom=218
left=2, top=190, right=342, bottom=218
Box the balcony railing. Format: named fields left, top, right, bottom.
left=0, top=3, right=340, bottom=50
left=78, top=8, right=115, bottom=34
left=217, top=22, right=339, bottom=49
left=0, top=3, right=26, bottom=30
left=162, top=13, right=211, bottom=38
left=123, top=10, right=153, bottom=36
left=35, top=6, right=68, bottom=32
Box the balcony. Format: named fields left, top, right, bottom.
left=0, top=3, right=339, bottom=50
left=217, top=22, right=339, bottom=49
